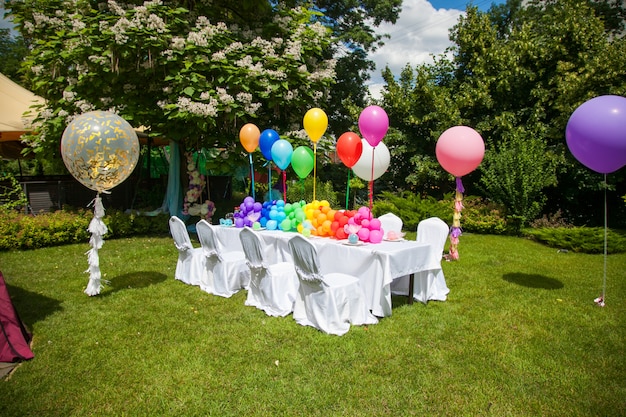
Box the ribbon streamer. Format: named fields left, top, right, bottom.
left=369, top=148, right=375, bottom=210
left=448, top=177, right=465, bottom=261
left=313, top=142, right=317, bottom=201
left=345, top=169, right=351, bottom=210
left=282, top=170, right=287, bottom=202
left=84, top=194, right=108, bottom=296
left=249, top=153, right=255, bottom=201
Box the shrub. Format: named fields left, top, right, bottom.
left=373, top=191, right=510, bottom=235
left=373, top=191, right=448, bottom=232
left=286, top=177, right=338, bottom=207
left=522, top=227, right=626, bottom=254
left=0, top=209, right=170, bottom=251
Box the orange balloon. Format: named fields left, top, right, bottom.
left=303, top=108, right=328, bottom=143
left=239, top=123, right=260, bottom=153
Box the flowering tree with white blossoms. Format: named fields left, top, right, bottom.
left=8, top=0, right=337, bottom=163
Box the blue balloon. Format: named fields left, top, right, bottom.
left=259, top=129, right=280, bottom=161
left=271, top=139, right=294, bottom=170
left=266, top=219, right=278, bottom=230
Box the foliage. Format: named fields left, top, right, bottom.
left=0, top=172, right=28, bottom=212
left=0, top=28, right=28, bottom=80
left=528, top=209, right=573, bottom=229
left=380, top=0, right=626, bottom=226
left=455, top=195, right=511, bottom=235
left=290, top=0, right=402, bottom=134
left=286, top=176, right=338, bottom=207
left=372, top=191, right=449, bottom=232
left=373, top=191, right=511, bottom=235
left=479, top=126, right=560, bottom=226
left=0, top=209, right=169, bottom=251
left=7, top=1, right=336, bottom=163
left=0, top=234, right=624, bottom=415
left=523, top=226, right=626, bottom=254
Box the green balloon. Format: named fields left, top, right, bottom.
left=291, top=146, right=314, bottom=179
left=280, top=218, right=292, bottom=231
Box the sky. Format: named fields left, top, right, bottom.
left=366, top=0, right=505, bottom=99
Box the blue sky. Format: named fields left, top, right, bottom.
left=367, top=0, right=506, bottom=98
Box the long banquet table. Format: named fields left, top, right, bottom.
left=212, top=226, right=442, bottom=317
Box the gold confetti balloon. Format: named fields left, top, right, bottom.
left=61, top=111, right=140, bottom=193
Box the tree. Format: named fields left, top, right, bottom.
left=6, top=0, right=336, bottom=164
left=0, top=28, right=27, bottom=80
left=380, top=0, right=626, bottom=226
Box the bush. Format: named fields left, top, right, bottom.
left=286, top=177, right=338, bottom=207
left=0, top=209, right=170, bottom=251
left=522, top=227, right=626, bottom=254
left=372, top=191, right=448, bottom=232
left=373, top=191, right=510, bottom=235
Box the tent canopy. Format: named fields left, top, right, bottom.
left=0, top=72, right=44, bottom=142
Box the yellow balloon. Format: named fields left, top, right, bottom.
left=303, top=108, right=328, bottom=143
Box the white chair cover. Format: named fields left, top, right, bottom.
left=239, top=228, right=299, bottom=317
left=378, top=212, right=403, bottom=239
left=288, top=235, right=378, bottom=336
left=196, top=220, right=250, bottom=298
left=391, top=217, right=450, bottom=303
left=168, top=216, right=204, bottom=285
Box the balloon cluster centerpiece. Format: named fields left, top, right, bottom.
left=230, top=196, right=385, bottom=244
left=61, top=111, right=140, bottom=296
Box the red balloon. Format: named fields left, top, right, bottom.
left=336, top=132, right=363, bottom=168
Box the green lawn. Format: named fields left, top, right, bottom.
left=0, top=233, right=624, bottom=416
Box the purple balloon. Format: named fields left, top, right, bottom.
left=358, top=105, right=389, bottom=147
left=566, top=95, right=626, bottom=174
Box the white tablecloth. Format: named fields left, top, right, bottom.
left=212, top=226, right=439, bottom=317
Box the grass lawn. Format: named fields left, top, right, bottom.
left=0, top=233, right=624, bottom=416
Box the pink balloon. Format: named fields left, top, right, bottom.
left=369, top=229, right=383, bottom=243
left=358, top=105, right=389, bottom=147
left=369, top=218, right=381, bottom=230
left=357, top=228, right=370, bottom=242
left=435, top=126, right=485, bottom=177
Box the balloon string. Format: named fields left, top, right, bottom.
left=249, top=153, right=255, bottom=201
left=268, top=163, right=272, bottom=202
left=282, top=170, right=287, bottom=202
left=369, top=148, right=375, bottom=210
left=313, top=143, right=317, bottom=201
left=601, top=174, right=608, bottom=305
left=345, top=169, right=351, bottom=210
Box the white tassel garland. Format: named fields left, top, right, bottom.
left=84, top=195, right=108, bottom=296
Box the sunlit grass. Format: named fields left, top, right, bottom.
left=0, top=233, right=624, bottom=416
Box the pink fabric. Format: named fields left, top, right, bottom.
left=0, top=272, right=34, bottom=362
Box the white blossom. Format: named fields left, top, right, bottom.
left=107, top=0, right=126, bottom=16
left=171, top=37, right=185, bottom=50
left=63, top=91, right=77, bottom=102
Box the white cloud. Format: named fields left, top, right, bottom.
left=366, top=0, right=498, bottom=99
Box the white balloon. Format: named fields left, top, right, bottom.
left=352, top=139, right=390, bottom=181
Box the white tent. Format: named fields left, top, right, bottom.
left=0, top=72, right=44, bottom=158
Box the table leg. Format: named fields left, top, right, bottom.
left=408, top=273, right=414, bottom=305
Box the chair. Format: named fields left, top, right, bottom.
left=378, top=212, right=403, bottom=239
left=196, top=220, right=250, bottom=298
left=168, top=216, right=205, bottom=286
left=239, top=228, right=299, bottom=317
left=288, top=235, right=378, bottom=336
left=391, top=217, right=450, bottom=304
